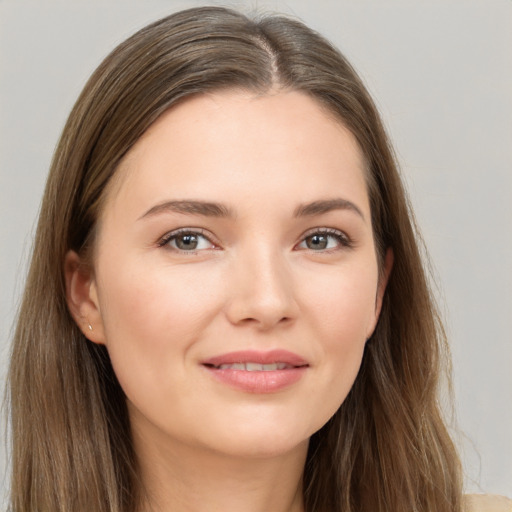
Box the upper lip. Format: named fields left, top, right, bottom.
left=202, top=349, right=308, bottom=368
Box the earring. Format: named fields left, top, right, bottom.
left=88, top=322, right=93, bottom=331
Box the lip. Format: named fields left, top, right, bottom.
left=202, top=349, right=308, bottom=367
left=201, top=350, right=309, bottom=394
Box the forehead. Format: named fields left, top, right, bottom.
left=101, top=89, right=369, bottom=219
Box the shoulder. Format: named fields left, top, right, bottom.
left=464, top=494, right=512, bottom=512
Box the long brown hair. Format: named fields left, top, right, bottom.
left=7, top=6, right=462, bottom=511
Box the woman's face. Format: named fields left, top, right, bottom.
left=70, top=90, right=389, bottom=459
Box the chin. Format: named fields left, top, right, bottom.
left=190, top=413, right=317, bottom=460
left=206, top=431, right=310, bottom=460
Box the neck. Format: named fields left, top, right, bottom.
left=133, top=425, right=308, bottom=512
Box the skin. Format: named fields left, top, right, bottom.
left=66, top=90, right=392, bottom=512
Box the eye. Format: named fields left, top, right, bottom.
left=296, top=229, right=352, bottom=251
left=159, top=229, right=216, bottom=252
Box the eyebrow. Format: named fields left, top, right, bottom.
left=139, top=197, right=364, bottom=221
left=293, top=198, right=365, bottom=221
left=139, top=200, right=233, bottom=220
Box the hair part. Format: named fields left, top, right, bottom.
left=8, top=6, right=462, bottom=512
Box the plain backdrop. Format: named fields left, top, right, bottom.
left=1, top=0, right=511, bottom=504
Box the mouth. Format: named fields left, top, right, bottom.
left=201, top=350, right=309, bottom=393
left=205, top=362, right=298, bottom=371
left=201, top=349, right=308, bottom=369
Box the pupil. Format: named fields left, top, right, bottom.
left=177, top=234, right=198, bottom=250
left=308, top=234, right=327, bottom=250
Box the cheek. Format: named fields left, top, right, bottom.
left=308, top=260, right=379, bottom=343
left=99, top=259, right=221, bottom=337
left=301, top=261, right=378, bottom=416
left=94, top=260, right=224, bottom=387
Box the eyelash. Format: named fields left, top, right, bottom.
left=157, top=228, right=216, bottom=252
left=157, top=227, right=353, bottom=254
left=298, top=228, right=353, bottom=252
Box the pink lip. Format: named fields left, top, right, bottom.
left=201, top=350, right=309, bottom=394
left=202, top=349, right=308, bottom=367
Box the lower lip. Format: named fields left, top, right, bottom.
left=203, top=366, right=307, bottom=393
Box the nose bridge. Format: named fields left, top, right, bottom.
left=225, top=238, right=297, bottom=329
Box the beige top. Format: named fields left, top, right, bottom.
left=465, top=494, right=512, bottom=512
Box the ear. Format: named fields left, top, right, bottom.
left=64, top=250, right=106, bottom=345
left=367, top=248, right=394, bottom=339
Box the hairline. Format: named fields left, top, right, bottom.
left=86, top=85, right=378, bottom=264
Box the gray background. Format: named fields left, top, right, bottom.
left=1, top=0, right=511, bottom=504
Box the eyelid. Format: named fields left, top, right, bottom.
left=156, top=226, right=353, bottom=253
left=157, top=227, right=219, bottom=251
left=295, top=227, right=353, bottom=251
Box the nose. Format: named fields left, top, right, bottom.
left=224, top=245, right=299, bottom=331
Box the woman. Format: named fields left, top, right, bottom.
left=6, top=6, right=510, bottom=512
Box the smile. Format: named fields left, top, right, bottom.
left=212, top=362, right=295, bottom=371
left=201, top=350, right=309, bottom=393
